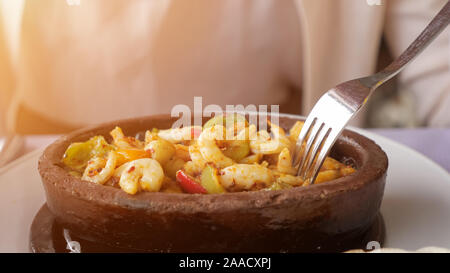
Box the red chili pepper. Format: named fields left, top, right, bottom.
left=176, top=170, right=207, bottom=194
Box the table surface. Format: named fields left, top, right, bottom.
left=4, top=128, right=450, bottom=173
left=371, top=128, right=450, bottom=172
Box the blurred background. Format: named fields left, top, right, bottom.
left=0, top=0, right=449, bottom=136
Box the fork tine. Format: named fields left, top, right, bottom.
left=296, top=119, right=323, bottom=177
left=301, top=125, right=331, bottom=180
left=307, top=128, right=341, bottom=185
left=298, top=122, right=324, bottom=178
left=292, top=117, right=315, bottom=168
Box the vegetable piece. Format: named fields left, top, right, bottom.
left=321, top=157, right=343, bottom=171
left=200, top=165, right=225, bottom=194
left=163, top=157, right=187, bottom=179
left=116, top=149, right=151, bottom=166
left=176, top=170, right=207, bottom=194
left=204, top=113, right=248, bottom=131
left=204, top=115, right=225, bottom=129
left=340, top=167, right=356, bottom=176
left=145, top=139, right=176, bottom=165
left=225, top=113, right=249, bottom=133
left=174, top=144, right=191, bottom=162
left=204, top=114, right=250, bottom=161
left=62, top=136, right=113, bottom=171
left=315, top=170, right=340, bottom=184
left=62, top=142, right=92, bottom=171
left=222, top=141, right=250, bottom=162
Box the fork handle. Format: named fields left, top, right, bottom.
left=362, top=1, right=450, bottom=89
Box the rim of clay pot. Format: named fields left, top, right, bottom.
left=38, top=113, right=388, bottom=214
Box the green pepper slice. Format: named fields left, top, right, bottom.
left=200, top=165, right=226, bottom=194
left=62, top=136, right=113, bottom=171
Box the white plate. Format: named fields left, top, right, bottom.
left=0, top=130, right=449, bottom=252
left=0, top=136, right=25, bottom=167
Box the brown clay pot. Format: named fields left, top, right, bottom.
left=38, top=114, right=388, bottom=252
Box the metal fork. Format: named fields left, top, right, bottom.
left=292, top=1, right=450, bottom=184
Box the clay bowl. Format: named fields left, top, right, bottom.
left=38, top=114, right=388, bottom=252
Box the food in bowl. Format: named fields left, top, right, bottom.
left=61, top=114, right=355, bottom=195
left=37, top=114, right=388, bottom=252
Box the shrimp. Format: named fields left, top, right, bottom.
left=157, top=126, right=203, bottom=143
left=289, top=121, right=304, bottom=142
left=197, top=125, right=234, bottom=168
left=181, top=145, right=208, bottom=176
left=273, top=172, right=304, bottom=186
left=234, top=124, right=254, bottom=141
left=174, top=144, right=191, bottom=162
left=219, top=164, right=273, bottom=191
left=144, top=130, right=159, bottom=145
left=113, top=160, right=131, bottom=178
left=238, top=153, right=263, bottom=164
left=183, top=161, right=202, bottom=177
left=249, top=123, right=291, bottom=154
left=118, top=158, right=164, bottom=194
left=82, top=151, right=117, bottom=184
left=248, top=124, right=268, bottom=141
left=189, top=144, right=207, bottom=168
left=277, top=147, right=297, bottom=175
left=110, top=127, right=144, bottom=149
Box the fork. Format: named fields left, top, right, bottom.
left=292, top=1, right=450, bottom=184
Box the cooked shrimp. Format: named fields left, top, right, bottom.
left=273, top=172, right=304, bottom=186
left=182, top=161, right=202, bottom=177
left=144, top=130, right=159, bottom=145
left=219, top=164, right=273, bottom=191
left=277, top=148, right=297, bottom=175
left=238, top=153, right=263, bottom=164
left=198, top=125, right=234, bottom=168
left=118, top=158, right=164, bottom=194
left=188, top=144, right=207, bottom=168
left=235, top=124, right=254, bottom=141
left=82, top=151, right=117, bottom=184
left=248, top=124, right=268, bottom=141
left=249, top=123, right=291, bottom=154
left=113, top=160, right=131, bottom=178
left=179, top=145, right=207, bottom=176
left=315, top=170, right=341, bottom=184
left=321, top=157, right=344, bottom=171
left=63, top=115, right=357, bottom=195
left=157, top=126, right=203, bottom=143
left=110, top=127, right=144, bottom=149
left=289, top=121, right=304, bottom=142
left=174, top=144, right=191, bottom=162
left=210, top=125, right=251, bottom=162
